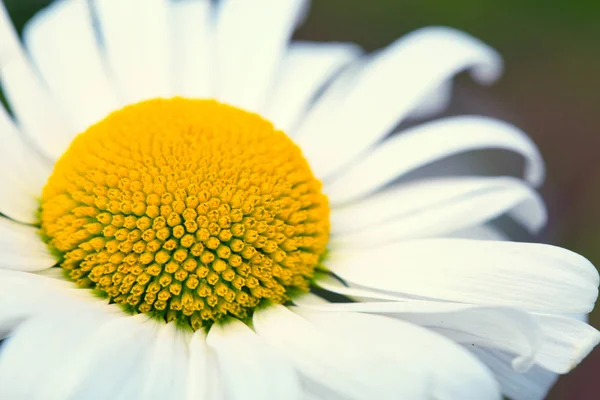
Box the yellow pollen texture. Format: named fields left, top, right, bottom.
left=40, top=98, right=330, bottom=330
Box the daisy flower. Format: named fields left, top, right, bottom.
left=0, top=0, right=598, bottom=399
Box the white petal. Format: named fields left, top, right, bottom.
left=186, top=329, right=223, bottom=400
left=0, top=270, right=112, bottom=344
left=23, top=0, right=121, bottom=134
left=296, top=300, right=541, bottom=372
left=314, top=274, right=408, bottom=302
left=254, top=305, right=428, bottom=398
left=207, top=319, right=302, bottom=400
left=471, top=348, right=558, bottom=400
left=330, top=176, right=545, bottom=247
left=532, top=313, right=600, bottom=373
left=291, top=292, right=330, bottom=306
left=215, top=0, right=308, bottom=111
left=93, top=0, right=172, bottom=103
left=0, top=269, right=81, bottom=322
left=329, top=239, right=599, bottom=313
left=447, top=224, right=509, bottom=241
left=295, top=27, right=503, bottom=179
left=263, top=41, right=362, bottom=133
left=0, top=217, right=56, bottom=271
left=408, top=79, right=453, bottom=119
left=0, top=1, right=71, bottom=159
left=170, top=0, right=214, bottom=98
left=139, top=322, right=189, bottom=400
left=255, top=304, right=501, bottom=399
left=325, top=116, right=544, bottom=204
left=0, top=310, right=112, bottom=399
left=295, top=306, right=502, bottom=399
left=0, top=105, right=50, bottom=224
left=39, top=314, right=158, bottom=400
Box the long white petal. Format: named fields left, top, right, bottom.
left=295, top=27, right=503, bottom=179
left=186, top=330, right=224, bottom=400
left=0, top=105, right=50, bottom=223
left=325, top=116, right=544, bottom=204
left=23, top=0, right=121, bottom=134
left=0, top=310, right=112, bottom=399
left=254, top=305, right=501, bottom=399
left=0, top=1, right=70, bottom=159
left=93, top=0, right=172, bottom=103
left=39, top=314, right=157, bottom=400
left=0, top=269, right=93, bottom=331
left=446, top=224, right=509, bottom=241
left=314, top=274, right=409, bottom=302
left=330, top=177, right=545, bottom=247
left=408, top=79, right=453, bottom=119
left=295, top=300, right=541, bottom=372
left=0, top=217, right=55, bottom=271
left=0, top=272, right=123, bottom=361
left=139, top=322, right=189, bottom=399
left=207, top=319, right=302, bottom=400
left=254, top=305, right=428, bottom=399
left=0, top=274, right=61, bottom=339
left=170, top=0, right=214, bottom=99
left=296, top=307, right=502, bottom=399
left=471, top=348, right=558, bottom=400
left=214, top=0, right=308, bottom=111
left=532, top=313, right=600, bottom=373
left=263, top=41, right=362, bottom=133
left=328, top=239, right=599, bottom=313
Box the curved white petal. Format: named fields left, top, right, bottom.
left=447, top=224, right=509, bottom=241
left=139, top=322, right=189, bottom=400
left=292, top=292, right=330, bottom=306
left=215, top=0, right=308, bottom=111
left=0, top=1, right=70, bottom=159
left=170, top=0, right=214, bottom=98
left=254, top=305, right=428, bottom=399
left=295, top=26, right=504, bottom=179
left=263, top=41, right=362, bottom=133
left=314, top=274, right=409, bottom=302
left=0, top=271, right=64, bottom=338
left=93, top=0, right=172, bottom=103
left=408, top=79, right=453, bottom=119
left=329, top=239, right=599, bottom=314
left=325, top=116, right=544, bottom=205
left=330, top=177, right=545, bottom=247
left=207, top=319, right=302, bottom=400
left=23, top=0, right=121, bottom=134
left=0, top=269, right=91, bottom=329
left=471, top=348, right=558, bottom=400
left=532, top=313, right=600, bottom=373
left=296, top=300, right=541, bottom=372
left=37, top=314, right=157, bottom=400
left=186, top=329, right=223, bottom=400
left=0, top=105, right=50, bottom=223
left=0, top=271, right=120, bottom=350
left=295, top=307, right=502, bottom=399
left=0, top=217, right=56, bottom=271
left=254, top=305, right=501, bottom=399
left=0, top=310, right=112, bottom=399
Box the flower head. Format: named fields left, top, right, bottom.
left=0, top=0, right=597, bottom=399
left=41, top=98, right=329, bottom=329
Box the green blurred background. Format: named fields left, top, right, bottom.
left=4, top=0, right=600, bottom=398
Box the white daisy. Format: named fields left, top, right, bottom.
left=0, top=0, right=597, bottom=399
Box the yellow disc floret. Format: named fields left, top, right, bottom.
left=40, top=98, right=330, bottom=330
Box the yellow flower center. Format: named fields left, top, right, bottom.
left=40, top=98, right=330, bottom=330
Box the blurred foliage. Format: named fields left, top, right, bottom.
left=302, top=0, right=599, bottom=51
